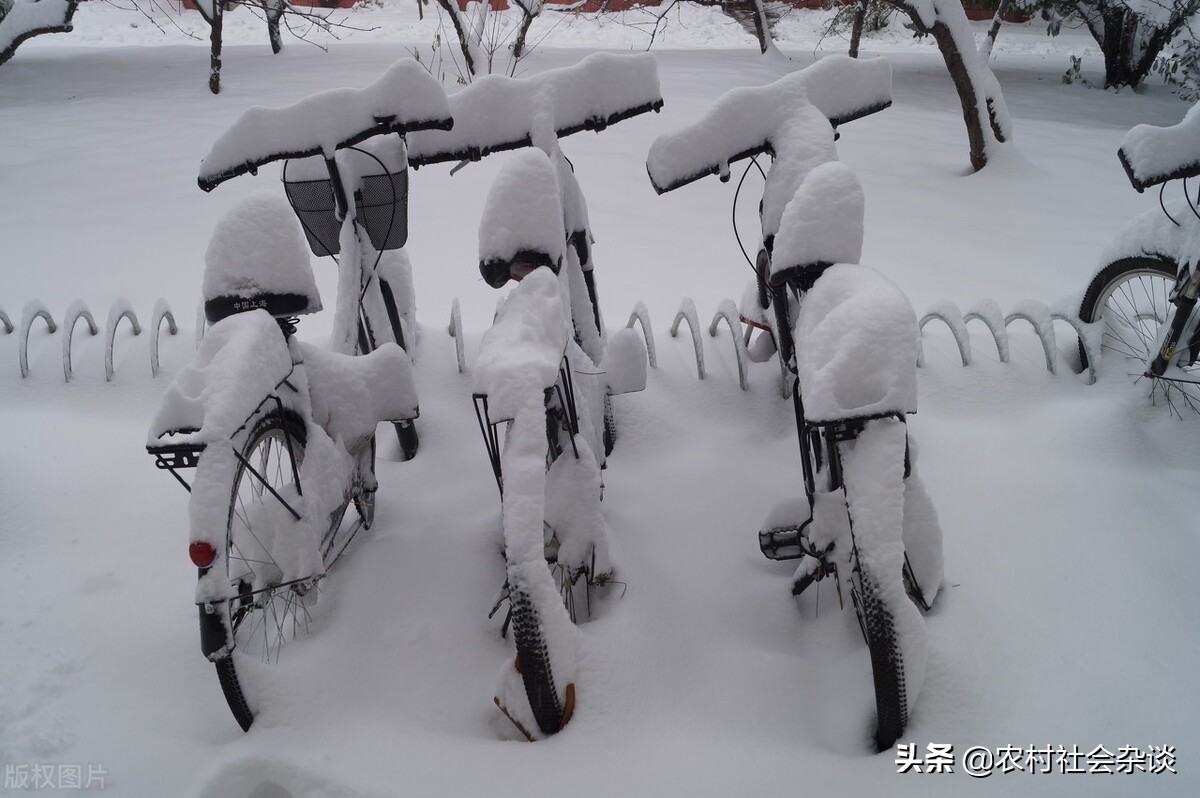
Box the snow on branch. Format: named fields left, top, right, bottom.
left=0, top=0, right=79, bottom=67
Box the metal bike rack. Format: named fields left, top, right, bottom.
left=449, top=297, right=466, bottom=374
left=0, top=304, right=12, bottom=335
left=707, top=298, right=749, bottom=391
left=105, top=298, right=142, bottom=382
left=625, top=301, right=657, bottom=369
left=150, top=298, right=179, bottom=378
left=62, top=300, right=99, bottom=381
left=917, top=297, right=1098, bottom=384
left=670, top=297, right=705, bottom=380
left=19, top=299, right=57, bottom=378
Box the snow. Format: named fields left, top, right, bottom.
left=199, top=58, right=452, bottom=188
left=793, top=264, right=919, bottom=422
left=5, top=8, right=1200, bottom=796
left=771, top=161, right=865, bottom=276
left=477, top=149, right=566, bottom=270
left=298, top=340, right=419, bottom=450
left=147, top=309, right=293, bottom=445
left=600, top=327, right=648, bottom=395
left=201, top=192, right=322, bottom=317
left=0, top=0, right=75, bottom=61
left=646, top=54, right=891, bottom=195
left=472, top=267, right=569, bottom=422
left=1120, top=100, right=1200, bottom=190
left=407, top=51, right=662, bottom=166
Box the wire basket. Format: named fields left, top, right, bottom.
left=283, top=167, right=408, bottom=257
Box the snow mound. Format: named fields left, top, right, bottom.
left=202, top=192, right=322, bottom=320
left=199, top=58, right=452, bottom=188
left=772, top=162, right=864, bottom=276
left=473, top=268, right=569, bottom=422
left=298, top=341, right=418, bottom=449
left=478, top=149, right=565, bottom=270
left=794, top=265, right=918, bottom=423
left=1121, top=100, right=1200, bottom=190
left=407, top=52, right=662, bottom=166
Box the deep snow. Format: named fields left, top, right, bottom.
left=3, top=4, right=1200, bottom=797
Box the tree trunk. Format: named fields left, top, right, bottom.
left=749, top=0, right=773, bottom=55
left=927, top=20, right=988, bottom=170
left=266, top=0, right=285, bottom=55
left=1098, top=5, right=1172, bottom=89
left=434, top=0, right=477, bottom=77
left=849, top=0, right=867, bottom=58
left=978, top=0, right=1010, bottom=61
left=210, top=1, right=223, bottom=95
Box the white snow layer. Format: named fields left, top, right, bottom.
left=478, top=149, right=566, bottom=267
left=148, top=309, right=293, bottom=445
left=0, top=0, right=74, bottom=57
left=793, top=264, right=918, bottom=422
left=199, top=58, right=451, bottom=185
left=407, top=52, right=662, bottom=165
left=839, top=417, right=928, bottom=715
left=297, top=341, right=418, bottom=450
left=1097, top=197, right=1199, bottom=271
left=1121, top=100, right=1200, bottom=189
left=645, top=55, right=891, bottom=194
left=472, top=268, right=569, bottom=422
left=771, top=162, right=864, bottom=275
left=599, top=327, right=648, bottom=395
left=201, top=192, right=322, bottom=312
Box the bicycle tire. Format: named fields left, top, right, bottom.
left=509, top=586, right=567, bottom=736
left=851, top=560, right=907, bottom=752
left=1077, top=256, right=1200, bottom=414
left=211, top=408, right=354, bottom=731
left=379, top=277, right=420, bottom=460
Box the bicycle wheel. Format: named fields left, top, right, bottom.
left=211, top=409, right=352, bottom=731
left=508, top=586, right=571, bottom=736
left=850, top=560, right=907, bottom=752
left=1079, top=256, right=1200, bottom=414
left=379, top=277, right=420, bottom=460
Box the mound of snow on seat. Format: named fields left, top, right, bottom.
left=1121, top=101, right=1200, bottom=189
left=202, top=193, right=322, bottom=312
left=473, top=268, right=569, bottom=422
left=772, top=162, right=864, bottom=275
left=478, top=149, right=565, bottom=268
left=794, top=265, right=918, bottom=422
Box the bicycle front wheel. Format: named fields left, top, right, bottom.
left=1078, top=256, right=1200, bottom=414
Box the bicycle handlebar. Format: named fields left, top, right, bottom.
left=1119, top=101, right=1200, bottom=193
left=198, top=59, right=454, bottom=192
left=646, top=56, right=892, bottom=195
left=406, top=52, right=663, bottom=168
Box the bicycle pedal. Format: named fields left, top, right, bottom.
left=758, top=525, right=805, bottom=561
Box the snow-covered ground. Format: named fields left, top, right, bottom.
left=3, top=3, right=1199, bottom=796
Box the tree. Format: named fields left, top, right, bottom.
left=880, top=0, right=1013, bottom=170
left=0, top=0, right=79, bottom=67
left=1051, top=0, right=1200, bottom=89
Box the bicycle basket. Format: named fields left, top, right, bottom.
left=283, top=165, right=408, bottom=257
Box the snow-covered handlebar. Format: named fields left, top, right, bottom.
left=197, top=59, right=454, bottom=192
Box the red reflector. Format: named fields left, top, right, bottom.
left=189, top=541, right=217, bottom=568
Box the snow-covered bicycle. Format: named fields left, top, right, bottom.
left=1079, top=101, right=1200, bottom=417
left=646, top=56, right=944, bottom=752
left=408, top=53, right=659, bottom=738
left=145, top=61, right=453, bottom=731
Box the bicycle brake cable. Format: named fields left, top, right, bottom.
left=732, top=156, right=767, bottom=276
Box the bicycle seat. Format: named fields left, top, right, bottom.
left=478, top=150, right=565, bottom=289
left=202, top=193, right=322, bottom=324
left=770, top=162, right=865, bottom=288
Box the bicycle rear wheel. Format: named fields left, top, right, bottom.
left=850, top=561, right=907, bottom=752
left=210, top=409, right=353, bottom=731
